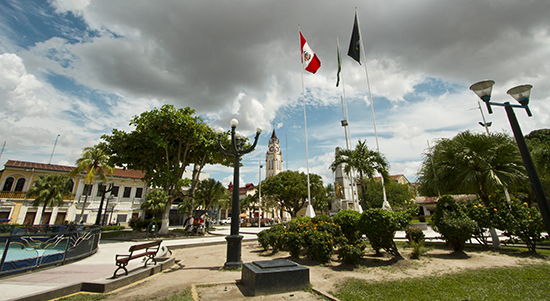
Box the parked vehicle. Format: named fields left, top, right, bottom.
left=220, top=217, right=231, bottom=225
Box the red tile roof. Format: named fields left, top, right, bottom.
left=4, top=160, right=145, bottom=179
left=227, top=182, right=257, bottom=194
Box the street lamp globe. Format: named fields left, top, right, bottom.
left=470, top=80, right=496, bottom=113
left=469, top=80, right=495, bottom=101
left=230, top=119, right=238, bottom=127
left=507, top=84, right=532, bottom=106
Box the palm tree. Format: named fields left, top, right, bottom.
left=69, top=144, right=115, bottom=222
left=141, top=189, right=168, bottom=217
left=27, top=174, right=72, bottom=225
left=419, top=131, right=527, bottom=206
left=330, top=140, right=390, bottom=207
left=195, top=178, right=229, bottom=212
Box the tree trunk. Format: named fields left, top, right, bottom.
left=78, top=193, right=89, bottom=223
left=159, top=198, right=173, bottom=235
left=41, top=201, right=48, bottom=225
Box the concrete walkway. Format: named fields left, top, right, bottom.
left=0, top=226, right=441, bottom=301
left=0, top=226, right=260, bottom=301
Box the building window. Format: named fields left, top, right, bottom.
left=135, top=187, right=143, bottom=198
left=66, top=179, right=74, bottom=193
left=111, top=186, right=119, bottom=197
left=83, top=184, right=93, bottom=196
left=75, top=214, right=88, bottom=223
left=14, top=178, right=25, bottom=191
left=117, top=214, right=127, bottom=223
left=97, top=184, right=106, bottom=196
left=123, top=187, right=132, bottom=198
left=2, top=177, right=14, bottom=191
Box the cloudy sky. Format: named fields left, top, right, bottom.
left=1, top=0, right=549, bottom=188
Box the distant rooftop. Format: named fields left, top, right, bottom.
left=4, top=160, right=145, bottom=179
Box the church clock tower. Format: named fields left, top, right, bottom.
left=266, top=130, right=283, bottom=178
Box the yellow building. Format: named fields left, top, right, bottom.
left=0, top=160, right=147, bottom=226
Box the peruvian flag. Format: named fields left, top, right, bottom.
left=300, top=32, right=321, bottom=74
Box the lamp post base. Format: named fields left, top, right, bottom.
left=224, top=234, right=243, bottom=269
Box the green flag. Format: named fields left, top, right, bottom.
left=336, top=44, right=342, bottom=87
left=348, top=13, right=361, bottom=64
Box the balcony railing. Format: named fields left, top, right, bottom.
left=0, top=192, right=26, bottom=199
left=0, top=191, right=76, bottom=200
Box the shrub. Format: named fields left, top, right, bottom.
left=311, top=214, right=331, bottom=224
left=266, top=223, right=285, bottom=252
left=257, top=229, right=270, bottom=250
left=129, top=218, right=160, bottom=231
left=409, top=240, right=428, bottom=259
left=338, top=241, right=366, bottom=265
left=359, top=208, right=416, bottom=257
left=432, top=195, right=477, bottom=253
left=313, top=220, right=344, bottom=245
left=102, top=225, right=125, bottom=231
left=304, top=230, right=334, bottom=262
left=466, top=199, right=494, bottom=247
left=287, top=218, right=313, bottom=233
left=333, top=209, right=362, bottom=243
left=405, top=226, right=425, bottom=244
left=493, top=199, right=545, bottom=252
left=283, top=231, right=304, bottom=258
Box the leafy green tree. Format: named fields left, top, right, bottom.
left=69, top=144, right=115, bottom=222
left=102, top=105, right=225, bottom=234
left=194, top=178, right=229, bottom=218
left=240, top=194, right=257, bottom=223
left=26, top=174, right=72, bottom=225
left=361, top=179, right=414, bottom=209
left=261, top=170, right=325, bottom=218
left=141, top=189, right=168, bottom=217
left=313, top=183, right=333, bottom=214
left=525, top=129, right=550, bottom=195
left=417, top=131, right=527, bottom=206
left=330, top=140, right=390, bottom=205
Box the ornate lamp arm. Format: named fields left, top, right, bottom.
left=241, top=131, right=261, bottom=155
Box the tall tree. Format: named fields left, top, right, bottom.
left=69, top=144, right=115, bottom=222
left=417, top=131, right=527, bottom=205
left=261, top=170, right=324, bottom=218
left=27, top=174, right=72, bottom=225
left=141, top=189, right=168, bottom=217
left=313, top=183, right=333, bottom=214
left=361, top=179, right=414, bottom=209
left=194, top=178, right=229, bottom=213
left=102, top=105, right=224, bottom=234
left=330, top=140, right=390, bottom=205
left=525, top=129, right=550, bottom=195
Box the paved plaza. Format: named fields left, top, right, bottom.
left=0, top=226, right=439, bottom=301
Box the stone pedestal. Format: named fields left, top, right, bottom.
left=241, top=259, right=309, bottom=296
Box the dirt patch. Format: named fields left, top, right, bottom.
left=102, top=242, right=549, bottom=301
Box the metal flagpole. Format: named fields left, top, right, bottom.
left=337, top=37, right=358, bottom=210
left=355, top=8, right=390, bottom=210
left=298, top=25, right=312, bottom=207
left=49, top=134, right=60, bottom=164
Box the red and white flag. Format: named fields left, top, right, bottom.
left=300, top=32, right=321, bottom=74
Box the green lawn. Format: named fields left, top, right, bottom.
left=333, top=263, right=550, bottom=301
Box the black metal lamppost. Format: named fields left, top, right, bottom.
left=95, top=181, right=113, bottom=226
left=469, top=80, right=550, bottom=234
left=216, top=119, right=261, bottom=269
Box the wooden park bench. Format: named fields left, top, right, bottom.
left=112, top=240, right=163, bottom=278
